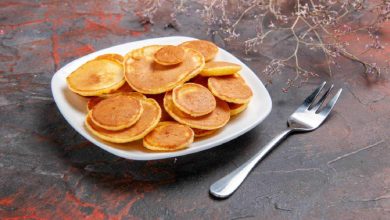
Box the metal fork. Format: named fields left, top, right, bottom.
left=210, top=82, right=342, bottom=199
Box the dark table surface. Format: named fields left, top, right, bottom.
left=1, top=1, right=389, bottom=219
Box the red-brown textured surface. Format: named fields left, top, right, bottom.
left=1, top=1, right=389, bottom=219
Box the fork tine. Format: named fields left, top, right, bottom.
left=297, top=81, right=326, bottom=111
left=319, top=88, right=342, bottom=117
left=311, top=84, right=334, bottom=112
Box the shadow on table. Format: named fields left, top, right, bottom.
left=40, top=102, right=262, bottom=197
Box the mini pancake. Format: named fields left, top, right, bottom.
left=192, top=128, right=217, bottom=137
left=200, top=61, right=241, bottom=76
left=172, top=83, right=216, bottom=117
left=85, top=98, right=161, bottom=143
left=143, top=121, right=194, bottom=151
left=208, top=75, right=253, bottom=104
left=90, top=94, right=143, bottom=131
left=87, top=92, right=146, bottom=111
left=180, top=40, right=218, bottom=62
left=95, top=53, right=124, bottom=63
left=67, top=59, right=125, bottom=96
left=154, top=45, right=185, bottom=65
left=228, top=102, right=249, bottom=116
left=124, top=45, right=205, bottom=94
left=164, top=91, right=230, bottom=130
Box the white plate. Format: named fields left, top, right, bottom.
left=51, top=36, right=272, bottom=160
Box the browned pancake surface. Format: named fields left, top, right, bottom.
left=164, top=91, right=230, bottom=130
left=124, top=45, right=204, bottom=94
left=67, top=59, right=124, bottom=96
left=143, top=121, right=194, bottom=151
left=85, top=98, right=161, bottom=143
left=91, top=95, right=143, bottom=130
left=87, top=92, right=146, bottom=111
left=154, top=45, right=185, bottom=65
left=172, top=83, right=216, bottom=117
left=208, top=75, right=253, bottom=104
left=180, top=40, right=218, bottom=62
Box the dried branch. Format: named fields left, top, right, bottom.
left=132, top=0, right=390, bottom=91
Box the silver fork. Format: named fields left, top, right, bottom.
left=210, top=82, right=342, bottom=199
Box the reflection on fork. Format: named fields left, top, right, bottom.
left=210, top=81, right=342, bottom=199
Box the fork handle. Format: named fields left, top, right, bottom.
left=210, top=129, right=292, bottom=198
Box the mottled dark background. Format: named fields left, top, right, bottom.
left=0, top=1, right=389, bottom=219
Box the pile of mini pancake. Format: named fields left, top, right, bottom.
left=66, top=40, right=253, bottom=151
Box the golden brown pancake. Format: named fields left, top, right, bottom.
left=95, top=53, right=124, bottom=63
left=143, top=121, right=194, bottom=151
left=208, top=75, right=253, bottom=104
left=124, top=45, right=205, bottom=94
left=172, top=83, right=216, bottom=117
left=86, top=83, right=135, bottom=111
left=67, top=59, right=125, bottom=96
left=180, top=40, right=218, bottom=62
left=154, top=45, right=185, bottom=65
left=228, top=102, right=249, bottom=116
left=85, top=98, right=161, bottom=143
left=87, top=92, right=146, bottom=111
left=192, top=128, right=217, bottom=137
left=164, top=91, right=230, bottom=130
left=90, top=94, right=143, bottom=131
left=200, top=61, right=241, bottom=76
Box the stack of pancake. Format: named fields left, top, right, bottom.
left=66, top=40, right=253, bottom=151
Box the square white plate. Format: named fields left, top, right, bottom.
left=51, top=36, right=272, bottom=160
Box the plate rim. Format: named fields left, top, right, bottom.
left=51, top=36, right=272, bottom=160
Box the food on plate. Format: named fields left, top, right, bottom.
left=67, top=59, right=125, bottom=96
left=192, top=128, right=217, bottom=137
left=164, top=91, right=230, bottom=130
left=143, top=121, right=194, bottom=151
left=228, top=102, right=249, bottom=116
left=124, top=45, right=205, bottom=94
left=85, top=98, right=161, bottom=143
left=172, top=83, right=216, bottom=117
left=180, top=40, right=218, bottom=62
left=87, top=91, right=145, bottom=110
left=66, top=40, right=253, bottom=152
left=95, top=53, right=124, bottom=63
left=208, top=74, right=253, bottom=104
left=154, top=45, right=185, bottom=65
left=200, top=61, right=242, bottom=76
left=89, top=94, right=143, bottom=131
